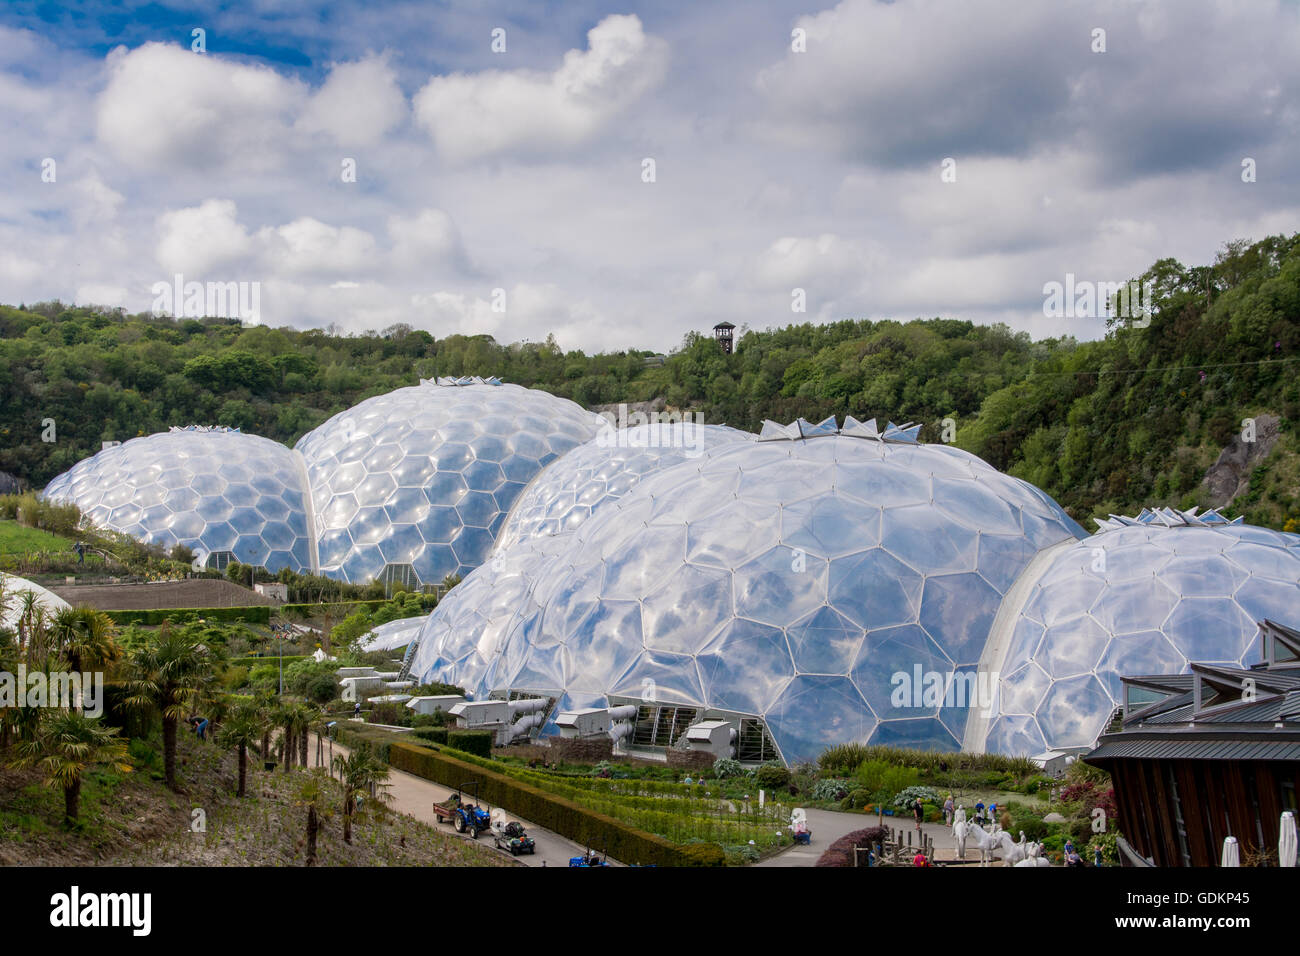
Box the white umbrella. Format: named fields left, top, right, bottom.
left=1221, top=836, right=1239, bottom=867
left=1279, top=812, right=1297, bottom=868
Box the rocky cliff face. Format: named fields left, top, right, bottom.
left=0, top=471, right=22, bottom=494
left=1201, top=413, right=1280, bottom=507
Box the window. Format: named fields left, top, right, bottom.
left=379, top=563, right=418, bottom=593
left=736, top=719, right=780, bottom=762
left=1124, top=684, right=1168, bottom=714
left=206, top=551, right=236, bottom=571
left=631, top=704, right=698, bottom=748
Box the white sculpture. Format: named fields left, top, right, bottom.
left=953, top=818, right=969, bottom=859
left=994, top=829, right=1027, bottom=865
left=965, top=823, right=1001, bottom=867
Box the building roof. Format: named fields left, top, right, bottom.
left=1086, top=620, right=1300, bottom=765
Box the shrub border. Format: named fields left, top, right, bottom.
left=388, top=741, right=695, bottom=867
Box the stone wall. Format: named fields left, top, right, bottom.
left=666, top=748, right=714, bottom=770
left=549, top=737, right=614, bottom=763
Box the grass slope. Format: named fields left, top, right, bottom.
left=0, top=519, right=73, bottom=555
left=0, top=733, right=511, bottom=868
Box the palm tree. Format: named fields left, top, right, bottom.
left=276, top=700, right=296, bottom=773
left=332, top=743, right=391, bottom=844
left=246, top=689, right=275, bottom=765
left=15, top=591, right=48, bottom=663
left=279, top=700, right=313, bottom=773
left=52, top=607, right=122, bottom=679
left=12, top=710, right=131, bottom=826
left=295, top=702, right=319, bottom=770
left=215, top=704, right=263, bottom=797
left=293, top=771, right=333, bottom=865
left=123, top=625, right=214, bottom=791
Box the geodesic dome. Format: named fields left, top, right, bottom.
left=974, top=508, right=1300, bottom=756
left=1, top=572, right=72, bottom=631
left=409, top=417, right=1088, bottom=763
left=494, top=421, right=752, bottom=551
left=42, top=427, right=313, bottom=572
left=295, top=380, right=602, bottom=585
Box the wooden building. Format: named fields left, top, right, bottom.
left=1086, top=619, right=1300, bottom=866
left=712, top=321, right=735, bottom=355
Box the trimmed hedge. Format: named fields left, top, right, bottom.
left=103, top=605, right=271, bottom=625
left=281, top=596, right=436, bottom=618
left=229, top=654, right=309, bottom=669
left=389, top=741, right=695, bottom=867
left=331, top=722, right=405, bottom=762
left=446, top=730, right=491, bottom=758
left=412, top=727, right=449, bottom=745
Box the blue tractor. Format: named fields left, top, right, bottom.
left=433, top=782, right=492, bottom=839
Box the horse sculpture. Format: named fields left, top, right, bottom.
left=1014, top=842, right=1052, bottom=866
left=994, top=829, right=1027, bottom=865
left=965, top=823, right=1002, bottom=867
left=952, top=805, right=969, bottom=860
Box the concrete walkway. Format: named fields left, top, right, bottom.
left=310, top=734, right=614, bottom=867
left=757, top=807, right=975, bottom=867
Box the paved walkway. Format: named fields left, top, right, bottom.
left=757, top=808, right=982, bottom=867
left=310, top=734, right=613, bottom=867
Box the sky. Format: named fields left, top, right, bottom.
left=1, top=0, right=1298, bottom=353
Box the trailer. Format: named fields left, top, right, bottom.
left=431, top=782, right=491, bottom=838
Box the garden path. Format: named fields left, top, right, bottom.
left=309, top=734, right=617, bottom=867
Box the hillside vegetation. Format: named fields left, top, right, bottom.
left=2, top=232, right=1298, bottom=529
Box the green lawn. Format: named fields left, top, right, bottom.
left=0, top=520, right=74, bottom=555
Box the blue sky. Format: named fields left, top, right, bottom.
left=1, top=0, right=1297, bottom=350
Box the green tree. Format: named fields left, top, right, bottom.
left=123, top=626, right=214, bottom=790
left=216, top=703, right=264, bottom=797
left=12, top=710, right=131, bottom=826
left=332, top=743, right=391, bottom=844
left=51, top=607, right=121, bottom=677
left=294, top=771, right=332, bottom=865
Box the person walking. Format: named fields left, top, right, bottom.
left=943, top=794, right=955, bottom=826
left=913, top=797, right=924, bottom=832
left=988, top=800, right=998, bottom=829
left=974, top=800, right=986, bottom=827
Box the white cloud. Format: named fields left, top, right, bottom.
left=413, top=14, right=668, bottom=162
left=752, top=234, right=876, bottom=290
left=387, top=209, right=465, bottom=268
left=70, top=169, right=125, bottom=227
left=296, top=55, right=407, bottom=146
left=0, top=3, right=1294, bottom=354
left=257, top=217, right=377, bottom=275
left=96, top=42, right=305, bottom=172
left=155, top=200, right=254, bottom=275
left=74, top=283, right=128, bottom=307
